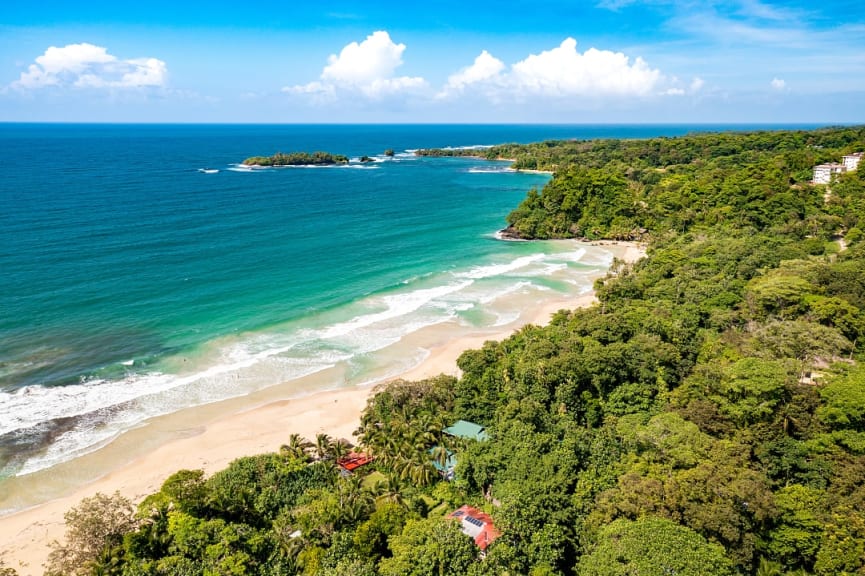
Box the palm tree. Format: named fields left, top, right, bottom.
left=336, top=476, right=374, bottom=526
left=395, top=455, right=435, bottom=487
left=430, top=444, right=451, bottom=472
left=755, top=557, right=783, bottom=576
left=332, top=438, right=352, bottom=462
left=272, top=512, right=308, bottom=571
left=372, top=474, right=405, bottom=507
left=280, top=433, right=312, bottom=460
left=411, top=460, right=436, bottom=487
left=314, top=433, right=333, bottom=461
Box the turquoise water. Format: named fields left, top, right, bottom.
left=0, top=123, right=820, bottom=478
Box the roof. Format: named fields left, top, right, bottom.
left=429, top=446, right=456, bottom=472
left=448, top=505, right=501, bottom=550
left=814, top=163, right=846, bottom=169
left=337, top=452, right=373, bottom=471
left=444, top=420, right=489, bottom=441
left=843, top=152, right=864, bottom=158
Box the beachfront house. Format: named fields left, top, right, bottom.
left=430, top=420, right=490, bottom=479
left=336, top=452, right=373, bottom=475
left=843, top=152, right=863, bottom=172
left=448, top=505, right=501, bottom=552
left=430, top=446, right=457, bottom=480
left=444, top=419, right=489, bottom=441
left=813, top=163, right=846, bottom=184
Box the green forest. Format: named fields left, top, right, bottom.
left=242, top=152, right=349, bottom=167
left=15, top=126, right=865, bottom=576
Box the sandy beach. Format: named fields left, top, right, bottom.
left=0, top=241, right=644, bottom=575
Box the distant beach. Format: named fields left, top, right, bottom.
left=0, top=240, right=644, bottom=575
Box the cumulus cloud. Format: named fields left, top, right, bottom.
left=439, top=50, right=506, bottom=98
left=11, top=43, right=167, bottom=90
left=438, top=38, right=668, bottom=103
left=770, top=77, right=786, bottom=90
left=663, top=76, right=706, bottom=96
left=286, top=31, right=425, bottom=100
left=510, top=38, right=661, bottom=97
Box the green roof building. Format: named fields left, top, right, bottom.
left=444, top=420, right=489, bottom=441
left=429, top=447, right=457, bottom=479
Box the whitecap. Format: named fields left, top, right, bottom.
left=454, top=254, right=545, bottom=280
left=467, top=167, right=514, bottom=174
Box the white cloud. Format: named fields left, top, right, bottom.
left=284, top=80, right=336, bottom=99
left=287, top=34, right=696, bottom=110
left=770, top=77, right=786, bottom=90
left=439, top=50, right=505, bottom=98
left=11, top=43, right=167, bottom=90
left=439, top=38, right=665, bottom=102
left=321, top=31, right=403, bottom=85
left=510, top=39, right=661, bottom=97
left=286, top=31, right=425, bottom=100
left=662, top=75, right=704, bottom=96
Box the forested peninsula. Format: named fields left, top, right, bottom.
left=242, top=151, right=349, bottom=167
left=20, top=126, right=865, bottom=576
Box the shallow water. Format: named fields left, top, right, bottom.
left=0, top=123, right=809, bottom=491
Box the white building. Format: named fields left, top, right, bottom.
left=842, top=152, right=863, bottom=172
left=813, top=163, right=846, bottom=184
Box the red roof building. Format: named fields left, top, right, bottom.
left=448, top=505, right=501, bottom=551
left=336, top=452, right=373, bottom=472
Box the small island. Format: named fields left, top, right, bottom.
left=415, top=147, right=492, bottom=159
left=242, top=151, right=349, bottom=167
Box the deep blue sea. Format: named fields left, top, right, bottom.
left=0, top=123, right=820, bottom=481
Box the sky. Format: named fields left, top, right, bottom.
left=0, top=0, right=863, bottom=123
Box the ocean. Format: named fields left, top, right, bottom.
left=0, top=123, right=818, bottom=500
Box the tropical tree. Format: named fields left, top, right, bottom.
left=45, top=492, right=139, bottom=576
left=372, top=474, right=405, bottom=506
left=281, top=433, right=313, bottom=460
left=332, top=438, right=353, bottom=462
left=315, top=433, right=334, bottom=461
left=379, top=517, right=479, bottom=576
left=577, top=517, right=735, bottom=576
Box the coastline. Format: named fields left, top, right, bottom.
left=0, top=240, right=645, bottom=575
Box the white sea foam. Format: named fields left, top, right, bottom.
left=467, top=166, right=514, bottom=174
left=439, top=144, right=495, bottom=151
left=13, top=354, right=342, bottom=476
left=226, top=164, right=265, bottom=172
left=3, top=243, right=611, bottom=479
left=478, top=280, right=535, bottom=304
left=557, top=247, right=588, bottom=263
left=1, top=281, right=476, bottom=476
left=316, top=282, right=472, bottom=341
left=493, top=230, right=527, bottom=242
left=518, top=262, right=569, bottom=277
left=491, top=311, right=521, bottom=327
left=455, top=254, right=545, bottom=280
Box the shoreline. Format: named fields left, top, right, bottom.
left=0, top=240, right=645, bottom=575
